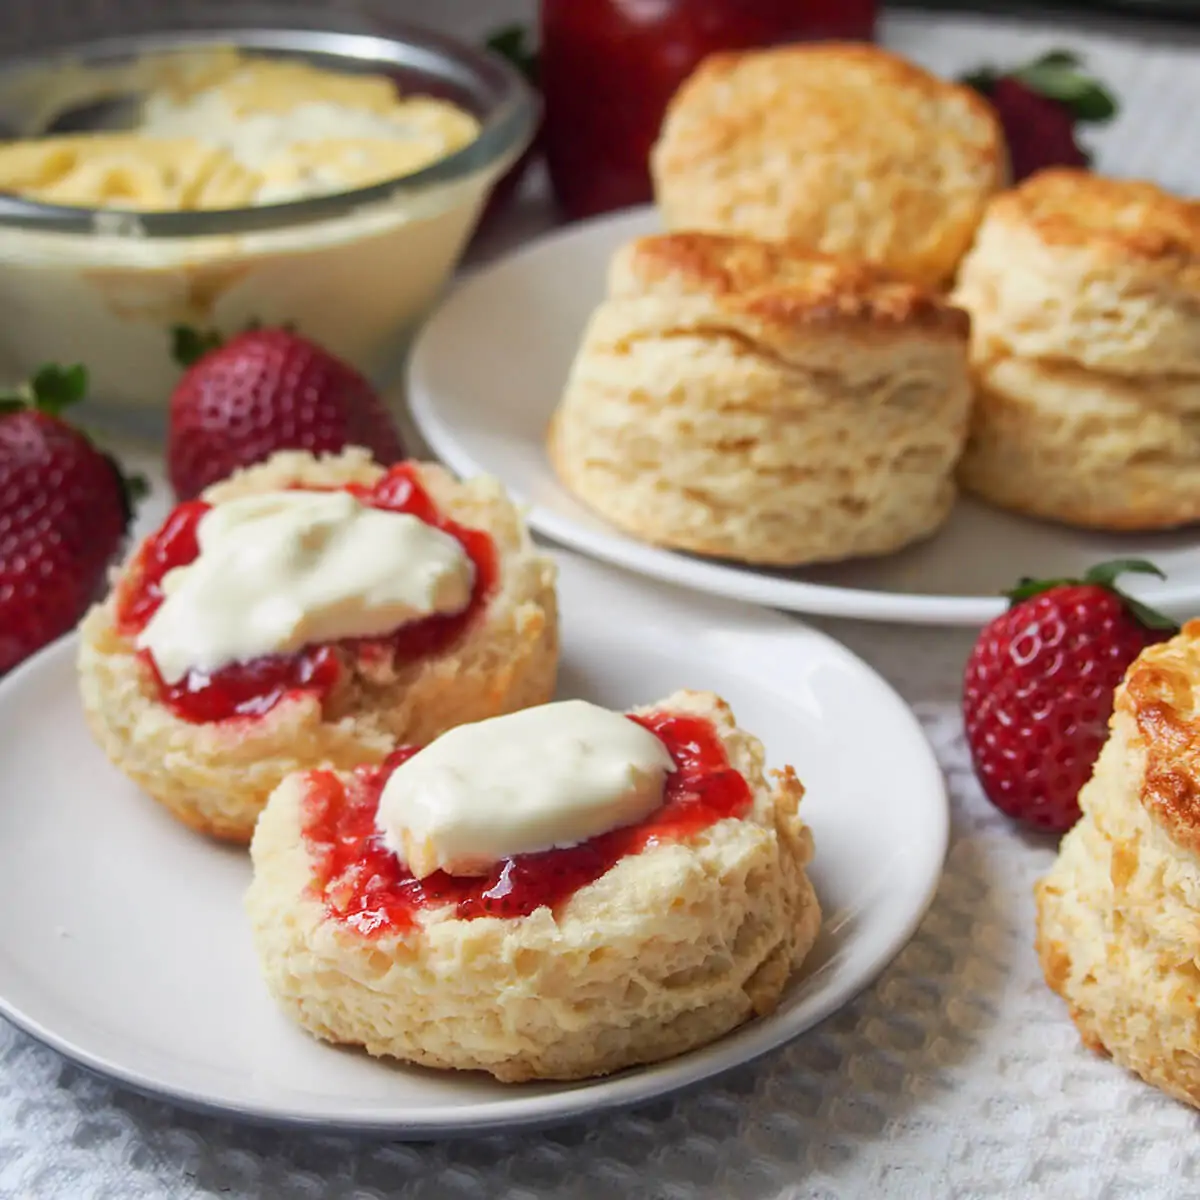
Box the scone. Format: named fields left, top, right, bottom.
left=954, top=169, right=1200, bottom=530
left=650, top=43, right=1006, bottom=288
left=1036, top=621, right=1200, bottom=1108
left=246, top=689, right=821, bottom=1082
left=548, top=232, right=973, bottom=567
left=78, top=447, right=558, bottom=843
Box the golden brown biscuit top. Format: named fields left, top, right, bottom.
left=986, top=169, right=1200, bottom=276
left=654, top=42, right=1003, bottom=188
left=1119, top=620, right=1200, bottom=855
left=610, top=232, right=970, bottom=338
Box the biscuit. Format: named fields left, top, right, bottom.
left=246, top=689, right=821, bottom=1083
left=548, top=232, right=973, bottom=567
left=1036, top=623, right=1200, bottom=1108
left=650, top=43, right=1006, bottom=288
left=78, top=448, right=558, bottom=843
left=952, top=171, right=1200, bottom=530
left=956, top=355, right=1200, bottom=530
left=954, top=170, right=1200, bottom=376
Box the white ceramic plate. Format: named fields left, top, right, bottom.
left=408, top=206, right=1200, bottom=627
left=0, top=549, right=946, bottom=1136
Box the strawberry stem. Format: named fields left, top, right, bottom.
left=171, top=324, right=224, bottom=369
left=1005, top=559, right=1177, bottom=632
left=0, top=362, right=89, bottom=416
left=0, top=362, right=148, bottom=525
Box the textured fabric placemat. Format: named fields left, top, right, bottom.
left=2, top=6, right=1199, bottom=1198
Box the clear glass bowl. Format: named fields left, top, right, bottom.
left=0, top=3, right=538, bottom=408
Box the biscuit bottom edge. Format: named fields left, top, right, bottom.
left=1034, top=866, right=1200, bottom=1111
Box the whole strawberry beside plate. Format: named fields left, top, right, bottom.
left=963, top=560, right=1177, bottom=834
left=167, top=326, right=405, bottom=501
left=962, top=50, right=1118, bottom=182
left=0, top=364, right=142, bottom=675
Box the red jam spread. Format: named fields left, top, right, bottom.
left=540, top=0, right=878, bottom=220
left=116, top=464, right=497, bottom=724
left=301, top=711, right=755, bottom=935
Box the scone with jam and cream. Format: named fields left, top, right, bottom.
left=246, top=691, right=820, bottom=1082
left=77, top=447, right=558, bottom=843
left=0, top=48, right=480, bottom=210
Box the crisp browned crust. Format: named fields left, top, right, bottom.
left=613, top=233, right=971, bottom=338
left=986, top=169, right=1200, bottom=278
left=1117, top=621, right=1200, bottom=856
left=650, top=43, right=1005, bottom=288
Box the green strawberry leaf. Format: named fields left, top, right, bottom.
left=960, top=66, right=999, bottom=95
left=171, top=324, right=224, bottom=369
left=1030, top=49, right=1084, bottom=70
left=1082, top=558, right=1166, bottom=588
left=1005, top=558, right=1178, bottom=633
left=961, top=48, right=1118, bottom=124
left=486, top=23, right=539, bottom=86
left=28, top=362, right=88, bottom=415
left=1014, top=60, right=1118, bottom=122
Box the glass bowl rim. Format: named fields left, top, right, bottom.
left=0, top=15, right=538, bottom=240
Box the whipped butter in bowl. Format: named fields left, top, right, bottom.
left=0, top=13, right=536, bottom=409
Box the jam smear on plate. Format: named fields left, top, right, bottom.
left=116, top=464, right=497, bottom=724
left=301, top=711, right=755, bottom=935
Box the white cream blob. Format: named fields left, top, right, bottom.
left=375, top=700, right=677, bottom=878
left=137, top=489, right=474, bottom=683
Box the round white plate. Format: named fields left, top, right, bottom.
left=0, top=549, right=946, bottom=1137
left=409, top=206, right=1200, bottom=627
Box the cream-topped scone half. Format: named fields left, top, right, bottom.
left=77, top=447, right=558, bottom=843
left=246, top=690, right=820, bottom=1082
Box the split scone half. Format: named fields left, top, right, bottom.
left=548, top=231, right=973, bottom=567
left=246, top=690, right=821, bottom=1083
left=1036, top=621, right=1200, bottom=1107
left=78, top=447, right=558, bottom=843
left=953, top=169, right=1200, bottom=531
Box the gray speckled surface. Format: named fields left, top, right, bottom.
left=3, top=5, right=1200, bottom=1197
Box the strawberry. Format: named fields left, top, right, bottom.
left=962, top=50, right=1118, bottom=182
left=963, top=560, right=1177, bottom=834
left=0, top=364, right=143, bottom=675
left=166, top=326, right=404, bottom=501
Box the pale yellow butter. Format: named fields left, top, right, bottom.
left=375, top=700, right=677, bottom=879
left=138, top=489, right=474, bottom=684
left=0, top=50, right=480, bottom=210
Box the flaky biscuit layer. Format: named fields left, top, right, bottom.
left=550, top=233, right=973, bottom=566
left=954, top=169, right=1200, bottom=376
left=957, top=355, right=1200, bottom=531
left=1037, top=623, right=1200, bottom=1109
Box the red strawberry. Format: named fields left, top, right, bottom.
left=962, top=50, right=1118, bottom=183
left=0, top=365, right=142, bottom=675
left=963, top=560, right=1177, bottom=834
left=166, top=326, right=404, bottom=501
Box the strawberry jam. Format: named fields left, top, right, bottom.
left=116, top=464, right=497, bottom=724
left=301, top=712, right=754, bottom=935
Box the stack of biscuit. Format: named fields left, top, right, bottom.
left=548, top=232, right=973, bottom=567
left=650, top=43, right=1007, bottom=288
left=1037, top=622, right=1200, bottom=1108
left=953, top=169, right=1200, bottom=531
